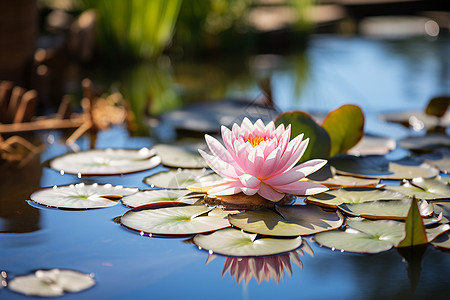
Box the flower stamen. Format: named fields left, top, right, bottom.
left=248, top=136, right=265, bottom=147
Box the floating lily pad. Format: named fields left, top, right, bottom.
left=322, top=104, right=365, bottom=157
left=30, top=183, right=138, bottom=209
left=144, top=169, right=221, bottom=189
left=49, top=148, right=161, bottom=175
left=380, top=110, right=450, bottom=130
left=434, top=202, right=450, bottom=221
left=313, top=218, right=405, bottom=253
left=431, top=231, right=450, bottom=250
left=387, top=177, right=450, bottom=200
left=307, top=165, right=380, bottom=189
left=193, top=228, right=303, bottom=257
left=347, top=135, right=396, bottom=156
left=7, top=269, right=95, bottom=297
left=275, top=111, right=331, bottom=162
left=120, top=205, right=235, bottom=235
left=398, top=134, right=450, bottom=151
left=153, top=141, right=208, bottom=169
left=338, top=199, right=434, bottom=220
left=228, top=205, right=343, bottom=236
left=305, top=187, right=406, bottom=208
left=421, top=148, right=450, bottom=174
left=330, top=155, right=439, bottom=180
left=121, top=189, right=202, bottom=207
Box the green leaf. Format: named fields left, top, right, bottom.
left=313, top=218, right=405, bottom=254
left=153, top=141, right=208, bottom=169
left=7, top=269, right=95, bottom=297
left=120, top=205, right=236, bottom=235
left=330, top=155, right=439, bottom=180
left=228, top=205, right=343, bottom=236
left=305, top=187, right=406, bottom=208
left=387, top=177, right=450, bottom=200
left=425, top=96, right=450, bottom=118
left=49, top=148, right=161, bottom=176
left=322, top=104, right=365, bottom=157
left=193, top=228, right=303, bottom=257
left=338, top=198, right=434, bottom=220
left=121, top=189, right=203, bottom=207
left=29, top=183, right=138, bottom=209
left=144, top=169, right=221, bottom=189
left=397, top=198, right=428, bottom=247
left=275, top=111, right=331, bottom=162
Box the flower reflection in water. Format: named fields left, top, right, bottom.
left=208, top=241, right=314, bottom=284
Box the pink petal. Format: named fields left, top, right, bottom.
left=205, top=134, right=234, bottom=164
left=257, top=182, right=285, bottom=201
left=240, top=187, right=259, bottom=195
left=238, top=174, right=261, bottom=188
left=264, top=159, right=327, bottom=186
left=294, top=159, right=328, bottom=177
left=246, top=146, right=264, bottom=177
left=275, top=137, right=308, bottom=176
left=207, top=180, right=243, bottom=195
left=187, top=178, right=233, bottom=192
left=274, top=180, right=328, bottom=196
left=260, top=147, right=282, bottom=179
left=198, top=149, right=239, bottom=178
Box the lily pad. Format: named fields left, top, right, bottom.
left=313, top=218, right=406, bottom=253
left=49, top=148, right=161, bottom=175
left=379, top=110, right=450, bottom=130
left=7, top=269, right=95, bottom=297
left=330, top=155, right=439, bottom=180
left=338, top=199, right=434, bottom=220
left=153, top=141, right=208, bottom=169
left=305, top=187, right=406, bottom=208
left=120, top=205, right=236, bottom=235
left=421, top=147, right=450, bottom=173
left=144, top=169, right=221, bottom=189
left=347, top=135, right=396, bottom=156
left=387, top=177, right=450, bottom=200
left=307, top=165, right=380, bottom=189
left=431, top=230, right=450, bottom=250
left=322, top=104, right=365, bottom=157
left=121, top=189, right=202, bottom=208
left=30, top=183, right=138, bottom=209
left=275, top=111, right=331, bottom=162
left=193, top=228, right=303, bottom=257
left=228, top=205, right=343, bottom=236
left=398, top=134, right=450, bottom=151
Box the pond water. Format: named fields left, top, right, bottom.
left=1, top=34, right=449, bottom=299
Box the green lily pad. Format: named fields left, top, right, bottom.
left=387, top=177, right=450, bottom=200
left=120, top=205, right=235, bottom=235
left=313, top=218, right=406, bottom=253
left=322, top=104, right=365, bottom=157
left=30, top=183, right=138, bottom=209
left=431, top=230, right=450, bottom=250
left=228, top=205, right=343, bottom=236
left=275, top=111, right=331, bottom=162
left=380, top=110, right=450, bottom=130
left=330, top=155, right=439, bottom=180
left=305, top=187, right=406, bottom=208
left=338, top=199, right=434, bottom=220
left=49, top=148, right=161, bottom=175
left=7, top=269, right=95, bottom=297
left=398, top=134, right=450, bottom=151
left=121, top=189, right=203, bottom=207
left=433, top=202, right=450, bottom=222
left=153, top=141, right=208, bottom=169
left=422, top=148, right=450, bottom=174
left=144, top=169, right=221, bottom=189
left=347, top=135, right=396, bottom=156
left=193, top=228, right=303, bottom=257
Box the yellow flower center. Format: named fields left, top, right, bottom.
left=248, top=136, right=265, bottom=147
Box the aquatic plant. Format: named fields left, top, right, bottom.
left=188, top=118, right=328, bottom=201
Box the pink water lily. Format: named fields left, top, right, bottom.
left=189, top=118, right=328, bottom=201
